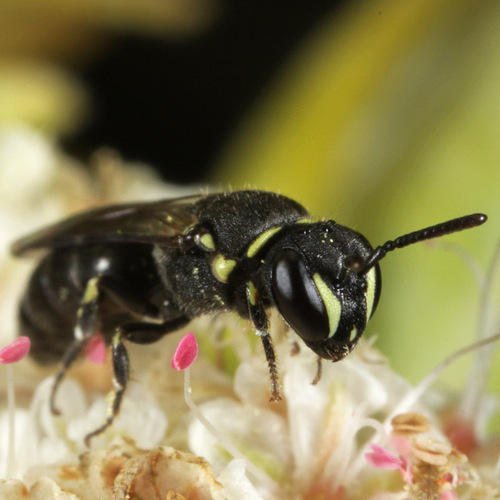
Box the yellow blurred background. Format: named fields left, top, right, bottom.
left=1, top=0, right=498, bottom=414
left=214, top=0, right=500, bottom=399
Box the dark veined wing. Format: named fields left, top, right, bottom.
left=11, top=194, right=205, bottom=257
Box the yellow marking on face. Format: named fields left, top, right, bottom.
left=365, top=267, right=377, bottom=319
left=247, top=281, right=258, bottom=306
left=246, top=226, right=282, bottom=258
left=296, top=217, right=314, bottom=224
left=312, top=273, right=342, bottom=339
left=349, top=327, right=358, bottom=342
left=212, top=254, right=237, bottom=283
left=200, top=233, right=215, bottom=251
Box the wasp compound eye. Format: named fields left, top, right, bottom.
left=271, top=248, right=330, bottom=342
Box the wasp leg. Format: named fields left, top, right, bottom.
left=312, top=356, right=322, bottom=385
left=84, top=329, right=128, bottom=446
left=260, top=331, right=281, bottom=402
left=51, top=274, right=183, bottom=415
left=246, top=281, right=281, bottom=402
left=84, top=316, right=189, bottom=445
left=50, top=277, right=101, bottom=415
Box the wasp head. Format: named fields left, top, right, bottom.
left=270, top=221, right=381, bottom=361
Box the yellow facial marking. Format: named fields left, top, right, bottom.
left=349, top=327, right=358, bottom=342
left=246, top=226, right=282, bottom=258
left=365, top=267, right=377, bottom=319
left=312, top=273, right=342, bottom=339
left=212, top=254, right=237, bottom=283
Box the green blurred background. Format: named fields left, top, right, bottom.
left=1, top=0, right=498, bottom=399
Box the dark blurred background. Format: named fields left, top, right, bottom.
left=65, top=1, right=345, bottom=184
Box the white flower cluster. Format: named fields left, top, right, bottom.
left=0, top=128, right=498, bottom=499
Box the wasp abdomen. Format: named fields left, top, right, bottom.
left=19, top=251, right=81, bottom=364
left=19, top=243, right=164, bottom=364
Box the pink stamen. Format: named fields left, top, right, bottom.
left=171, top=332, right=198, bottom=371
left=1, top=336, right=31, bottom=477
left=365, top=443, right=413, bottom=484
left=85, top=333, right=107, bottom=364
left=400, top=457, right=413, bottom=484
left=0, top=337, right=31, bottom=364
left=389, top=434, right=412, bottom=456
left=365, top=444, right=403, bottom=470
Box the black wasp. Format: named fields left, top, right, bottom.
left=11, top=190, right=487, bottom=443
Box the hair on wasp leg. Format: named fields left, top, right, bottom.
left=10, top=190, right=487, bottom=443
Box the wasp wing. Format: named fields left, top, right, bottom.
left=11, top=194, right=205, bottom=257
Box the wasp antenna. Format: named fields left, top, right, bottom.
left=362, top=213, right=487, bottom=274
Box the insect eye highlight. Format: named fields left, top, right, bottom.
left=271, top=248, right=330, bottom=342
